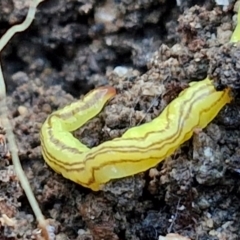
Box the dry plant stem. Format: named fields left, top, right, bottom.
left=0, top=0, right=43, bottom=52
left=0, top=0, right=49, bottom=239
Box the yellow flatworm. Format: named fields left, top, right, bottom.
left=40, top=78, right=231, bottom=191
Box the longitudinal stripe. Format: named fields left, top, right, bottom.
left=40, top=79, right=231, bottom=190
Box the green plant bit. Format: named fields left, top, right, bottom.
left=230, top=6, right=240, bottom=42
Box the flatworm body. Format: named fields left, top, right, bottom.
left=40, top=78, right=231, bottom=191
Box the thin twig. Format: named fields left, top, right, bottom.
left=0, top=0, right=49, bottom=239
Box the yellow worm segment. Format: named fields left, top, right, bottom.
left=40, top=78, right=231, bottom=191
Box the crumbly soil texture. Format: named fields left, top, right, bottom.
left=0, top=0, right=240, bottom=239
